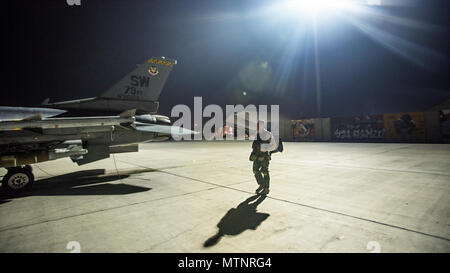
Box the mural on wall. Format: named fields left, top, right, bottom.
left=383, top=112, right=425, bottom=141
left=331, top=115, right=385, bottom=141
left=291, top=119, right=315, bottom=140
left=440, top=110, right=450, bottom=142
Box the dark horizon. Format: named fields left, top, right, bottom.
left=2, top=0, right=449, bottom=119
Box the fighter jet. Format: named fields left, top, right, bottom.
left=0, top=56, right=194, bottom=192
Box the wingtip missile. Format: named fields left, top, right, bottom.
left=135, top=125, right=199, bottom=135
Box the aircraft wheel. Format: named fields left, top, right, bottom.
left=2, top=167, right=35, bottom=192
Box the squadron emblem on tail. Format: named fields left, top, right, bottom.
left=148, top=65, right=159, bottom=76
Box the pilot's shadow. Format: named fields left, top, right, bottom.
left=204, top=195, right=269, bottom=247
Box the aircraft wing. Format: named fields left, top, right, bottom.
left=0, top=108, right=199, bottom=169
left=0, top=106, right=66, bottom=121
left=0, top=110, right=135, bottom=131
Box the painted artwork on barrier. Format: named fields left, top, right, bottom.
left=383, top=112, right=425, bottom=141
left=291, top=119, right=315, bottom=140
left=440, top=110, right=450, bottom=142
left=331, top=115, right=385, bottom=141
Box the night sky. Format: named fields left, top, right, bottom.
left=2, top=0, right=449, bottom=119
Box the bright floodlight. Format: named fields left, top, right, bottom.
left=283, top=0, right=356, bottom=15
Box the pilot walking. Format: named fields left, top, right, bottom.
left=250, top=120, right=277, bottom=195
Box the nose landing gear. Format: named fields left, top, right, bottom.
left=1, top=165, right=35, bottom=192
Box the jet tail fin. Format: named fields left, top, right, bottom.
left=42, top=57, right=177, bottom=114
left=100, top=57, right=177, bottom=102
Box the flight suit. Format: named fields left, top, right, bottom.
left=251, top=136, right=271, bottom=189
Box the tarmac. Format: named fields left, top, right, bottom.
left=0, top=141, right=449, bottom=253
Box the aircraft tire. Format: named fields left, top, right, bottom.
left=2, top=167, right=35, bottom=192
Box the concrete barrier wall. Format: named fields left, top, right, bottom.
left=330, top=115, right=385, bottom=142
left=438, top=109, right=450, bottom=143
left=313, top=118, right=330, bottom=141
left=288, top=111, right=445, bottom=143
left=424, top=111, right=440, bottom=142
left=291, top=119, right=315, bottom=141
left=283, top=118, right=332, bottom=141
left=383, top=112, right=426, bottom=142
left=279, top=117, right=294, bottom=141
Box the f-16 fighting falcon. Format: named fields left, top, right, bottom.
left=0, top=56, right=194, bottom=192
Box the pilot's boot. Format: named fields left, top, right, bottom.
left=260, top=188, right=270, bottom=195
left=255, top=185, right=264, bottom=194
